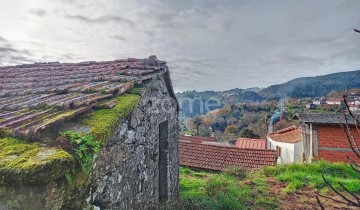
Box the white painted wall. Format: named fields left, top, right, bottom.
left=294, top=142, right=302, bottom=162
left=326, top=101, right=341, bottom=105
left=267, top=137, right=302, bottom=164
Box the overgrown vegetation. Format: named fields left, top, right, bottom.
left=80, top=94, right=140, bottom=143
left=186, top=103, right=274, bottom=138
left=180, top=161, right=360, bottom=209
left=128, top=87, right=145, bottom=95
left=179, top=167, right=278, bottom=210
left=60, top=131, right=101, bottom=173
left=263, top=161, right=360, bottom=194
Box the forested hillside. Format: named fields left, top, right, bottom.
left=176, top=70, right=360, bottom=117
left=260, top=70, right=360, bottom=100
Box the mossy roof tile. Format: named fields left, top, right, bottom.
left=0, top=56, right=166, bottom=140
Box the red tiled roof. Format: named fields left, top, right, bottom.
left=0, top=56, right=167, bottom=140
left=179, top=141, right=276, bottom=171
left=236, top=138, right=266, bottom=149
left=268, top=126, right=302, bottom=143
left=180, top=135, right=216, bottom=143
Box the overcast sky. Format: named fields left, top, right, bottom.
left=0, top=0, right=359, bottom=92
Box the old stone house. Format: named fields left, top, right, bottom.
left=0, top=56, right=179, bottom=209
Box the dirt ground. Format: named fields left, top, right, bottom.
left=267, top=178, right=359, bottom=210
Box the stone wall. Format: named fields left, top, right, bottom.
left=0, top=73, right=179, bottom=210
left=89, top=74, right=179, bottom=209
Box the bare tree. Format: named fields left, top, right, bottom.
left=316, top=30, right=360, bottom=206
left=316, top=93, right=360, bottom=207
left=192, top=115, right=203, bottom=135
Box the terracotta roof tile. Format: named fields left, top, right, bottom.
left=268, top=126, right=302, bottom=143
left=0, top=56, right=167, bottom=140
left=236, top=138, right=266, bottom=149
left=179, top=141, right=276, bottom=171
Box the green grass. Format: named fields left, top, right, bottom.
left=262, top=161, right=360, bottom=193
left=179, top=167, right=278, bottom=210
left=180, top=161, right=360, bottom=209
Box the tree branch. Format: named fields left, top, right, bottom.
left=322, top=175, right=360, bottom=207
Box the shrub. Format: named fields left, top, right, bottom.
left=224, top=166, right=247, bottom=180
left=60, top=131, right=101, bottom=173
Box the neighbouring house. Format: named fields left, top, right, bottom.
left=325, top=98, right=343, bottom=105
left=295, top=113, right=360, bottom=163
left=236, top=138, right=266, bottom=149
left=347, top=99, right=355, bottom=105
left=313, top=100, right=326, bottom=105
left=267, top=126, right=303, bottom=164
left=179, top=139, right=277, bottom=171
left=305, top=103, right=317, bottom=110
left=0, top=56, right=179, bottom=209
left=348, top=104, right=360, bottom=112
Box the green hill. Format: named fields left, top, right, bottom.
left=176, top=70, right=360, bottom=117
left=259, top=70, right=360, bottom=100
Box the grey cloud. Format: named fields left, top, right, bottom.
left=0, top=47, right=17, bottom=53
left=1, top=0, right=360, bottom=91
left=9, top=55, right=34, bottom=63
left=110, top=35, right=127, bottom=42
left=64, top=14, right=133, bottom=25
left=0, top=37, right=34, bottom=65
left=29, top=8, right=47, bottom=17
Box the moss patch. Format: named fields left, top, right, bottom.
left=0, top=137, right=74, bottom=185
left=80, top=94, right=140, bottom=143
left=0, top=128, right=12, bottom=139
left=128, top=87, right=145, bottom=95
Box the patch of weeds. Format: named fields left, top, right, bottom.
left=128, top=87, right=144, bottom=95
left=60, top=131, right=101, bottom=173
left=224, top=166, right=247, bottom=180
left=263, top=161, right=360, bottom=194
left=65, top=173, right=73, bottom=183
left=179, top=167, right=279, bottom=210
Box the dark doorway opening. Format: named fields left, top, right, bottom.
left=159, top=121, right=169, bottom=202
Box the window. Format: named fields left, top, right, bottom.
left=158, top=121, right=169, bottom=202
left=276, top=146, right=282, bottom=157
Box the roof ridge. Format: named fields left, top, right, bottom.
left=237, top=137, right=265, bottom=141
left=271, top=125, right=298, bottom=134
left=180, top=140, right=275, bottom=152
